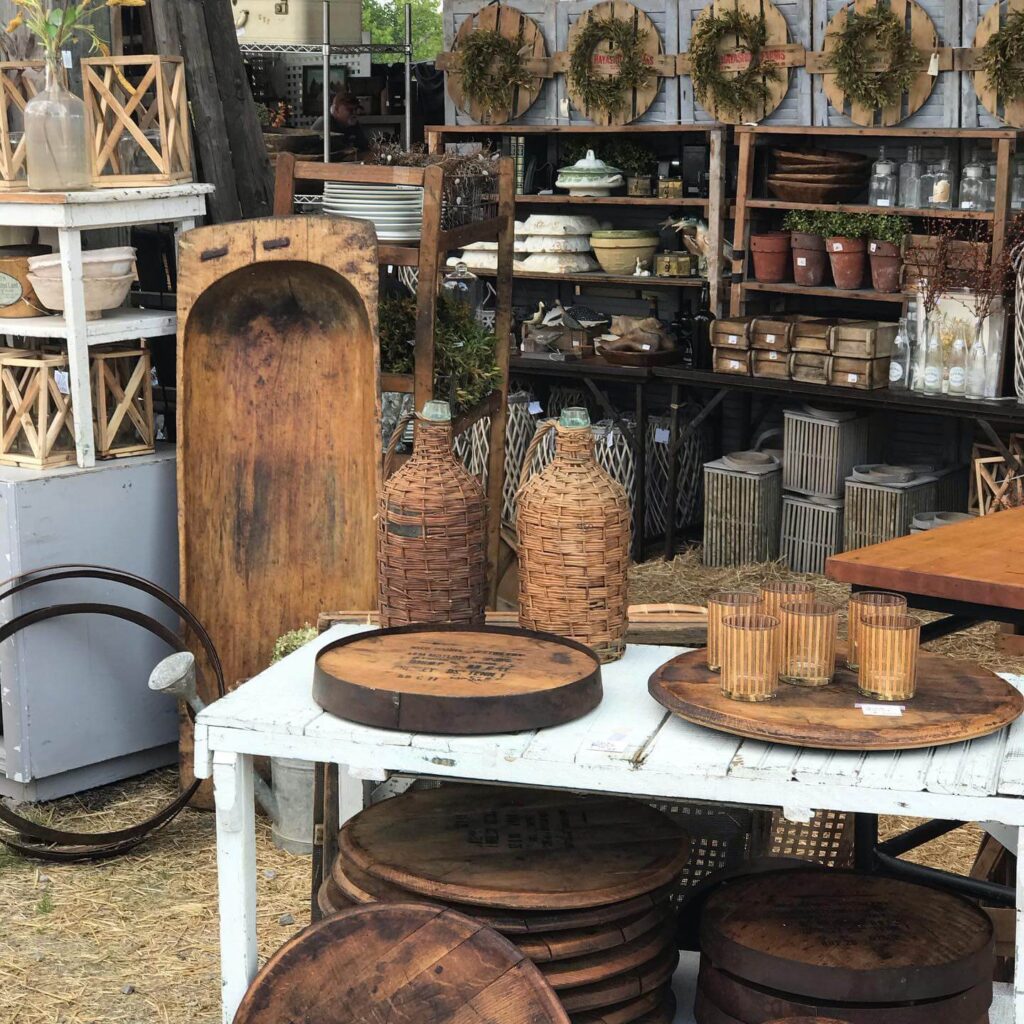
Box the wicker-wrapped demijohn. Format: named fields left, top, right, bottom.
left=378, top=400, right=487, bottom=626
left=517, top=408, right=631, bottom=663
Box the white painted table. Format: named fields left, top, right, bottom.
left=0, top=183, right=213, bottom=467
left=194, top=625, right=1024, bottom=1024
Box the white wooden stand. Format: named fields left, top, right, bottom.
left=0, top=184, right=212, bottom=467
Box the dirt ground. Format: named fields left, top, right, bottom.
left=0, top=555, right=1015, bottom=1023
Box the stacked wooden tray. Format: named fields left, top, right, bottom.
left=695, top=868, right=994, bottom=1024
left=767, top=148, right=870, bottom=203
left=320, top=785, right=692, bottom=1024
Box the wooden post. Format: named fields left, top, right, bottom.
left=707, top=128, right=726, bottom=316
left=413, top=165, right=445, bottom=413
left=731, top=130, right=755, bottom=316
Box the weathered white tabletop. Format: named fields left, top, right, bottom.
left=195, top=624, right=1024, bottom=1024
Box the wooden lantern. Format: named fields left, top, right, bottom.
left=91, top=344, right=155, bottom=459
left=81, top=55, right=192, bottom=188
left=0, top=62, right=44, bottom=191
left=0, top=347, right=76, bottom=469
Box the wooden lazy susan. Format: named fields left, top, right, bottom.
left=649, top=647, right=1024, bottom=750
left=313, top=624, right=602, bottom=734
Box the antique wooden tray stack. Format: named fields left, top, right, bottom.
left=318, top=785, right=691, bottom=1024
left=694, top=868, right=995, bottom=1024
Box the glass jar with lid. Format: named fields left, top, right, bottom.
left=929, top=158, right=954, bottom=209
left=959, top=160, right=986, bottom=211
left=441, top=261, right=484, bottom=321
left=898, top=145, right=925, bottom=208
left=1012, top=161, right=1024, bottom=211
left=869, top=146, right=898, bottom=207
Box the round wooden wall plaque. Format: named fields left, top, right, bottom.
left=648, top=647, right=1024, bottom=750
left=313, top=623, right=602, bottom=734
left=699, top=869, right=994, bottom=1002
left=339, top=784, right=691, bottom=910
left=972, top=0, right=1024, bottom=129
left=232, top=903, right=570, bottom=1024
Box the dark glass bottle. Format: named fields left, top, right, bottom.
left=692, top=283, right=716, bottom=370
left=671, top=306, right=694, bottom=368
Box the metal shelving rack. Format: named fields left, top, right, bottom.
left=238, top=1, right=414, bottom=155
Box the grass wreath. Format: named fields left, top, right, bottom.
left=980, top=9, right=1024, bottom=104
left=689, top=9, right=781, bottom=119
left=456, top=28, right=532, bottom=117
left=825, top=4, right=923, bottom=111
left=569, top=16, right=653, bottom=116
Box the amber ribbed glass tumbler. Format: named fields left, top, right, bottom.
left=760, top=581, right=815, bottom=622
left=720, top=613, right=780, bottom=702
left=706, top=590, right=762, bottom=670
left=847, top=591, right=908, bottom=670
left=779, top=601, right=838, bottom=688
left=858, top=613, right=921, bottom=701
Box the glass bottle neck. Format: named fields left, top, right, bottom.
left=43, top=59, right=69, bottom=91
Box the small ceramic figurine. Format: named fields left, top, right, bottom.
left=633, top=256, right=651, bottom=277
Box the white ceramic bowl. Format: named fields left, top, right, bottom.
left=28, top=272, right=137, bottom=320
left=28, top=246, right=137, bottom=281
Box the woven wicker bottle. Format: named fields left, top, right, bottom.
left=378, top=400, right=487, bottom=627
left=516, top=408, right=631, bottom=663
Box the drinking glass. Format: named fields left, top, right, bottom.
left=720, top=613, right=780, bottom=702
left=779, top=601, right=839, bottom=688
left=847, top=591, right=907, bottom=669
left=706, top=590, right=762, bottom=671
left=858, top=613, right=921, bottom=701
left=760, top=581, right=815, bottom=622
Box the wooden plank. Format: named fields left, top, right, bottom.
left=730, top=131, right=755, bottom=316
left=292, top=161, right=426, bottom=186
left=414, top=164, right=444, bottom=413
left=733, top=123, right=1018, bottom=137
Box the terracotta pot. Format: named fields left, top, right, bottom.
left=790, top=231, right=827, bottom=287
left=826, top=235, right=867, bottom=290
left=868, top=238, right=902, bottom=293
left=750, top=231, right=791, bottom=283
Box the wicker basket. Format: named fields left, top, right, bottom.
left=843, top=474, right=939, bottom=551
left=378, top=403, right=487, bottom=627
left=783, top=409, right=875, bottom=500
left=516, top=409, right=631, bottom=663
left=780, top=494, right=844, bottom=575
left=703, top=459, right=782, bottom=567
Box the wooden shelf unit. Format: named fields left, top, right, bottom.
left=730, top=124, right=1021, bottom=317
left=473, top=267, right=706, bottom=288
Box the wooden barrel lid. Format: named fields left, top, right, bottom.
left=559, top=948, right=680, bottom=1013
left=332, top=855, right=675, bottom=934
left=541, top=919, right=676, bottom=990
left=313, top=624, right=603, bottom=734
left=571, top=987, right=675, bottom=1024
left=340, top=785, right=691, bottom=910
left=649, top=647, right=1024, bottom=750
left=700, top=869, right=994, bottom=1002
left=698, top=955, right=992, bottom=1024
left=232, top=903, right=570, bottom=1024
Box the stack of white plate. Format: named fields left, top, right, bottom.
left=322, top=182, right=424, bottom=242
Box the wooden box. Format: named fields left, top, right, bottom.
left=751, top=317, right=793, bottom=352
left=791, top=350, right=830, bottom=384
left=830, top=320, right=899, bottom=358
left=0, top=62, right=43, bottom=191
left=91, top=344, right=155, bottom=459
left=711, top=316, right=754, bottom=350
left=791, top=318, right=834, bottom=354
left=703, top=458, right=782, bottom=566
left=81, top=55, right=192, bottom=187
left=713, top=349, right=752, bottom=375
left=843, top=475, right=939, bottom=550
left=829, top=355, right=892, bottom=390
left=904, top=233, right=990, bottom=288
left=781, top=493, right=844, bottom=574
left=0, top=348, right=76, bottom=469
left=783, top=408, right=875, bottom=499
left=752, top=349, right=791, bottom=379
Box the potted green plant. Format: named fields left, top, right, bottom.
left=867, top=214, right=910, bottom=293
left=783, top=210, right=828, bottom=287
left=750, top=230, right=791, bottom=283
left=607, top=140, right=657, bottom=196
left=823, top=212, right=872, bottom=290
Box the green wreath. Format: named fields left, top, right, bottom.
left=825, top=5, right=923, bottom=110
left=689, top=9, right=781, bottom=119
left=980, top=8, right=1024, bottom=104
left=569, top=16, right=653, bottom=116
left=456, top=28, right=532, bottom=117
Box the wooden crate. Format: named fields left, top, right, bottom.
left=82, top=55, right=192, bottom=187
left=752, top=349, right=791, bottom=379
left=713, top=349, right=752, bottom=375
left=712, top=316, right=754, bottom=350
left=830, top=320, right=899, bottom=358
left=781, top=493, right=844, bottom=574
left=843, top=475, right=939, bottom=550
left=783, top=408, right=875, bottom=499
left=703, top=459, right=782, bottom=566
left=0, top=62, right=43, bottom=191
left=791, top=351, right=830, bottom=383
left=751, top=316, right=794, bottom=352
left=91, top=344, right=155, bottom=459
left=792, top=319, right=834, bottom=354
left=829, top=354, right=892, bottom=389
left=0, top=348, right=76, bottom=469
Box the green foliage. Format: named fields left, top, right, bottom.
left=271, top=625, right=317, bottom=665
left=8, top=0, right=117, bottom=65
left=362, top=0, right=442, bottom=63
left=690, top=9, right=780, bottom=120
left=867, top=214, right=911, bottom=245
left=379, top=295, right=417, bottom=375
left=782, top=209, right=824, bottom=235
left=455, top=28, right=531, bottom=117
left=568, top=17, right=653, bottom=116
left=559, top=137, right=656, bottom=177
left=824, top=6, right=923, bottom=111
left=815, top=211, right=910, bottom=242
left=980, top=9, right=1024, bottom=104
left=36, top=891, right=53, bottom=915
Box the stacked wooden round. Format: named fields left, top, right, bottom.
left=694, top=868, right=995, bottom=1024
left=320, top=785, right=692, bottom=1024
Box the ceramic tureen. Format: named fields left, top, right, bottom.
left=555, top=150, right=624, bottom=197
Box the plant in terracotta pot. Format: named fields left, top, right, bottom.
left=749, top=229, right=791, bottom=283
left=783, top=210, right=828, bottom=287
left=867, top=214, right=910, bottom=293
left=823, top=212, right=872, bottom=290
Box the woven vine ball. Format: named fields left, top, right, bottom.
left=516, top=410, right=631, bottom=663
left=378, top=403, right=487, bottom=627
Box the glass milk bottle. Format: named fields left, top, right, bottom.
left=947, top=325, right=967, bottom=396
left=889, top=317, right=911, bottom=390
left=899, top=146, right=924, bottom=208
left=922, top=319, right=944, bottom=395
left=966, top=326, right=987, bottom=400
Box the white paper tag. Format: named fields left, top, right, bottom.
left=606, top=433, right=614, bottom=448
left=832, top=242, right=843, bottom=252
left=527, top=401, right=543, bottom=415
left=847, top=372, right=859, bottom=383
left=856, top=703, right=905, bottom=717
left=641, top=344, right=651, bottom=351
left=875, top=199, right=890, bottom=207
left=728, top=334, right=738, bottom=345
left=54, top=370, right=69, bottom=395
left=769, top=351, right=778, bottom=361
left=572, top=338, right=581, bottom=347
left=729, top=359, right=740, bottom=370
left=766, top=333, right=776, bottom=344
left=869, top=242, right=878, bottom=253
left=796, top=256, right=807, bottom=267
left=654, top=427, right=670, bottom=445
left=590, top=729, right=631, bottom=753
left=62, top=50, right=72, bottom=70
left=928, top=50, right=940, bottom=76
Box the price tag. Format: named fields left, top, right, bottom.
left=641, top=344, right=651, bottom=351
left=796, top=256, right=807, bottom=267
left=847, top=373, right=859, bottom=383
left=766, top=333, right=776, bottom=344
left=54, top=370, right=69, bottom=395
left=728, top=334, right=738, bottom=345
left=654, top=427, right=670, bottom=445
left=832, top=242, right=843, bottom=252
left=769, top=351, right=778, bottom=361
left=869, top=242, right=878, bottom=253
left=875, top=199, right=890, bottom=207
left=62, top=50, right=73, bottom=70
left=928, top=50, right=940, bottom=76
left=606, top=433, right=615, bottom=448
left=856, top=703, right=905, bottom=717
left=590, top=729, right=631, bottom=753
left=527, top=401, right=543, bottom=415
left=572, top=338, right=580, bottom=347
left=729, top=359, right=740, bottom=370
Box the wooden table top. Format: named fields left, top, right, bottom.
left=826, top=508, right=1024, bottom=612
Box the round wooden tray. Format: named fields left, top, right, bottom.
left=313, top=624, right=603, bottom=734
left=559, top=948, right=680, bottom=1013
left=648, top=647, right=1024, bottom=750
left=340, top=785, right=691, bottom=910
left=696, top=994, right=986, bottom=1024
left=232, top=903, right=570, bottom=1024
left=541, top=919, right=676, bottom=990
left=601, top=349, right=684, bottom=368
left=332, top=855, right=674, bottom=935
left=697, top=956, right=992, bottom=1024
left=572, top=988, right=675, bottom=1024
left=699, top=869, right=994, bottom=1002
